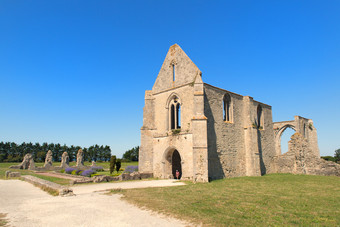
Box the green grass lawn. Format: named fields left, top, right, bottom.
left=113, top=174, right=340, bottom=226
left=0, top=162, right=138, bottom=185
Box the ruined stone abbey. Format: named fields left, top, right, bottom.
left=139, top=44, right=340, bottom=182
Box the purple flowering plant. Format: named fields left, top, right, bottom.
left=123, top=165, right=138, bottom=174
left=81, top=169, right=95, bottom=177
left=65, top=167, right=77, bottom=174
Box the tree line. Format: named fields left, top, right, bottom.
left=320, top=149, right=340, bottom=163
left=0, top=141, right=112, bottom=163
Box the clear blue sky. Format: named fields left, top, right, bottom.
left=0, top=1, right=339, bottom=157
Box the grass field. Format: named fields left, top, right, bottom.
left=113, top=174, right=340, bottom=226
left=0, top=161, right=138, bottom=185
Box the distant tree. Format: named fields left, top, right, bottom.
left=122, top=146, right=139, bottom=162
left=104, top=146, right=111, bottom=162
left=110, top=155, right=116, bottom=175
left=36, top=151, right=46, bottom=162
left=0, top=142, right=7, bottom=162
left=321, top=156, right=336, bottom=162
left=335, top=149, right=340, bottom=163
left=116, top=159, right=121, bottom=173
left=54, top=143, right=62, bottom=162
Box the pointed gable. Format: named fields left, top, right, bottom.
left=152, top=44, right=202, bottom=93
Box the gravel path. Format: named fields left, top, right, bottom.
left=71, top=179, right=185, bottom=194
left=0, top=179, right=187, bottom=227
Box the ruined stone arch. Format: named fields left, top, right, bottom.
left=275, top=124, right=296, bottom=155
left=162, top=147, right=182, bottom=179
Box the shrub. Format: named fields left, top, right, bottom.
left=116, top=159, right=121, bottom=173
left=321, top=156, right=336, bottom=162
left=81, top=169, right=95, bottom=177
left=75, top=169, right=82, bottom=175
left=110, top=155, right=116, bottom=175
left=91, top=166, right=104, bottom=172
left=60, top=169, right=65, bottom=173
left=123, top=165, right=138, bottom=173
left=71, top=170, right=77, bottom=175
left=65, top=167, right=76, bottom=174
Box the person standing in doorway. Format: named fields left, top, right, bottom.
left=175, top=170, right=180, bottom=180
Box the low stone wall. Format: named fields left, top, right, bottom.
left=71, top=172, right=154, bottom=184
left=119, top=172, right=153, bottom=181
left=5, top=171, right=21, bottom=178
left=21, top=175, right=74, bottom=196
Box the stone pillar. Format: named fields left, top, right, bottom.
left=243, top=96, right=261, bottom=176
left=191, top=73, right=208, bottom=182
left=60, top=152, right=69, bottom=168
left=43, top=150, right=53, bottom=168
left=307, top=120, right=320, bottom=157
left=76, top=149, right=84, bottom=167
left=10, top=153, right=35, bottom=170
left=139, top=90, right=155, bottom=173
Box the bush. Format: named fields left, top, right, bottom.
left=91, top=166, right=104, bottom=172
left=116, top=159, right=121, bottom=173
left=65, top=167, right=76, bottom=174
left=110, top=155, right=116, bottom=175
left=321, top=156, right=336, bottom=162
left=123, top=166, right=138, bottom=173
left=71, top=170, right=77, bottom=175
left=60, top=169, right=65, bottom=173
left=335, top=149, right=340, bottom=163
left=81, top=169, right=95, bottom=177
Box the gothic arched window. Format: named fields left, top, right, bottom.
left=169, top=96, right=181, bottom=130
left=223, top=93, right=232, bottom=122
left=257, top=105, right=264, bottom=129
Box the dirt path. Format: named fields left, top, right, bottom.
left=0, top=180, right=187, bottom=227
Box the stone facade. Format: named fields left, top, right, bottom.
left=139, top=44, right=338, bottom=182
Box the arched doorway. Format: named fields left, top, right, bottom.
left=172, top=150, right=182, bottom=179
left=163, top=148, right=182, bottom=179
